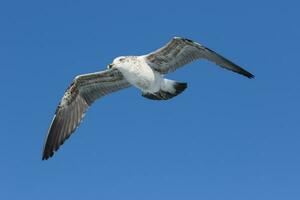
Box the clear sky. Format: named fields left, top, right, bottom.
left=0, top=0, right=299, bottom=199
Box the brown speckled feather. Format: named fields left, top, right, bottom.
left=42, top=68, right=131, bottom=160
left=145, top=37, right=254, bottom=78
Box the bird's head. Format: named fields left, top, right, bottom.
left=107, top=56, right=127, bottom=69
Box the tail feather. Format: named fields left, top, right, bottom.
left=142, top=81, right=187, bottom=100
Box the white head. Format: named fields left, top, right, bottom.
left=107, top=56, right=127, bottom=69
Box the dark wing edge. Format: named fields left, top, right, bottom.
left=145, top=37, right=254, bottom=79
left=42, top=69, right=131, bottom=160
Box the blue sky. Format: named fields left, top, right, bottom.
left=0, top=0, right=299, bottom=199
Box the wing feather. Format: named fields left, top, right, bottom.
left=42, top=69, right=131, bottom=160
left=145, top=37, right=254, bottom=78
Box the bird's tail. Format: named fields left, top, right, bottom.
left=142, top=79, right=187, bottom=100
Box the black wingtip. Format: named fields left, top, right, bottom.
left=248, top=74, right=255, bottom=79
left=244, top=72, right=255, bottom=79
left=240, top=70, right=255, bottom=79
left=42, top=151, right=53, bottom=160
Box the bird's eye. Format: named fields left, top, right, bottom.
left=108, top=64, right=113, bottom=69
left=119, top=58, right=125, bottom=62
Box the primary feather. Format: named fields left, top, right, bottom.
left=42, top=69, right=130, bottom=160
left=145, top=37, right=254, bottom=78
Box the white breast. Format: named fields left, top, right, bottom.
left=116, top=56, right=162, bottom=92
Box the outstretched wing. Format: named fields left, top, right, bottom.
left=145, top=37, right=254, bottom=78
left=42, top=68, right=131, bottom=160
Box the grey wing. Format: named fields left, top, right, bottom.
left=145, top=37, right=254, bottom=78
left=42, top=68, right=131, bottom=160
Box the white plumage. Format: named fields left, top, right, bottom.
left=111, top=56, right=166, bottom=93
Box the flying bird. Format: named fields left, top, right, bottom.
left=42, top=37, right=254, bottom=160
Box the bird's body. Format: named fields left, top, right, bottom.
left=113, top=56, right=160, bottom=92
left=42, top=37, right=254, bottom=160
left=112, top=56, right=177, bottom=95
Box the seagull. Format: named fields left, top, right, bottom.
left=42, top=37, right=254, bottom=160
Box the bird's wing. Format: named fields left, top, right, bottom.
left=42, top=68, right=131, bottom=160
left=144, top=37, right=254, bottom=78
